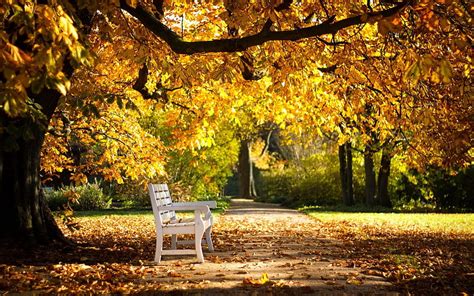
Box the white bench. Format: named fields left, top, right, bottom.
left=148, top=184, right=216, bottom=263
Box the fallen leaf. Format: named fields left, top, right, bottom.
left=243, top=273, right=270, bottom=286
left=346, top=276, right=363, bottom=285
left=324, top=281, right=337, bottom=285
left=167, top=270, right=184, bottom=278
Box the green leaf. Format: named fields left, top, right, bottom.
left=439, top=59, right=453, bottom=83
left=116, top=97, right=123, bottom=109
left=89, top=105, right=100, bottom=118
left=404, top=61, right=421, bottom=84
left=106, top=95, right=115, bottom=104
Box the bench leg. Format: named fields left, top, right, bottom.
left=195, top=228, right=205, bottom=263
left=154, top=235, right=163, bottom=264
left=205, top=226, right=214, bottom=252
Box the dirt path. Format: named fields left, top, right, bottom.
left=153, top=199, right=396, bottom=295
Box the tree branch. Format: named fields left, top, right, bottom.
left=120, top=0, right=411, bottom=54
left=132, top=63, right=194, bottom=114
left=318, top=64, right=337, bottom=73
left=152, top=0, right=164, bottom=19
left=275, top=0, right=293, bottom=12
left=319, top=0, right=330, bottom=19
left=316, top=36, right=348, bottom=46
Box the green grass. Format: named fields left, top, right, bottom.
left=303, top=210, right=474, bottom=234
left=73, top=196, right=231, bottom=218
left=74, top=208, right=152, bottom=218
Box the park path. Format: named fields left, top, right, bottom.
left=154, top=199, right=396, bottom=295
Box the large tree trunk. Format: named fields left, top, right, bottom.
left=0, top=89, right=66, bottom=244
left=238, top=140, right=257, bottom=198
left=377, top=149, right=392, bottom=208
left=364, top=146, right=376, bottom=206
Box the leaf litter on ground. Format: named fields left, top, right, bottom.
left=0, top=209, right=472, bottom=295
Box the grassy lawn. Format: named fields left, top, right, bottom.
left=73, top=197, right=230, bottom=218
left=303, top=211, right=474, bottom=235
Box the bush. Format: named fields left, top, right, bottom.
left=394, top=165, right=474, bottom=210
left=119, top=194, right=150, bottom=208
left=108, top=181, right=151, bottom=208
left=44, top=181, right=112, bottom=211
left=44, top=188, right=68, bottom=211
left=258, top=152, right=365, bottom=207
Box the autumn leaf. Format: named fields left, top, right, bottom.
left=346, top=276, right=363, bottom=285
left=167, top=270, right=184, bottom=278
left=243, top=273, right=270, bottom=286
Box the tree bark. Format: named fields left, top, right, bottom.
left=364, top=146, right=376, bottom=206
left=339, top=142, right=354, bottom=206
left=345, top=142, right=354, bottom=205
left=268, top=127, right=287, bottom=160
left=120, top=0, right=410, bottom=54
left=377, top=149, right=392, bottom=208
left=0, top=89, right=66, bottom=244
left=238, top=140, right=257, bottom=198
left=339, top=144, right=348, bottom=204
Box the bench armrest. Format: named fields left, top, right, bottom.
left=173, top=201, right=217, bottom=209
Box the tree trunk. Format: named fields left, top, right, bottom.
left=345, top=142, right=354, bottom=205
left=339, top=144, right=348, bottom=204
left=377, top=149, right=392, bottom=208
left=364, top=146, right=376, bottom=206
left=0, top=89, right=66, bottom=244
left=268, top=127, right=287, bottom=160
left=238, top=140, right=257, bottom=198
left=339, top=142, right=354, bottom=206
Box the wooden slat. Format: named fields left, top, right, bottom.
left=176, top=240, right=208, bottom=245
left=151, top=183, right=175, bottom=222
left=161, top=249, right=196, bottom=255
left=162, top=226, right=196, bottom=235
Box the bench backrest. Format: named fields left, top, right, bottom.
left=148, top=183, right=176, bottom=225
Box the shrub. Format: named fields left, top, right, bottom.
left=108, top=181, right=151, bottom=208
left=74, top=182, right=112, bottom=210
left=44, top=181, right=112, bottom=211
left=258, top=152, right=365, bottom=207
left=394, top=165, right=474, bottom=210
left=44, top=188, right=68, bottom=211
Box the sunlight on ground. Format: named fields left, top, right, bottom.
left=307, top=212, right=474, bottom=234
left=74, top=209, right=474, bottom=235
